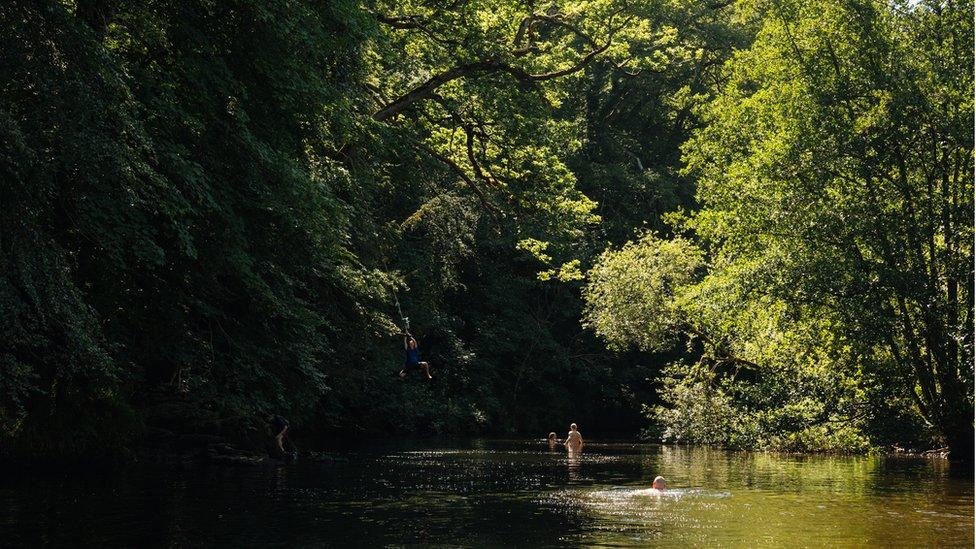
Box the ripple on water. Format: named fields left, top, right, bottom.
left=588, top=487, right=733, bottom=500
left=0, top=440, right=971, bottom=547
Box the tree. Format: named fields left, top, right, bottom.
left=680, top=0, right=973, bottom=457
left=0, top=0, right=384, bottom=455
left=584, top=232, right=884, bottom=452
left=342, top=0, right=744, bottom=435
left=583, top=233, right=703, bottom=352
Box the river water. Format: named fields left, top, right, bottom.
left=1, top=440, right=972, bottom=547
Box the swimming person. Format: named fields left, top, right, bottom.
left=399, top=332, right=432, bottom=380
left=650, top=476, right=667, bottom=494
left=548, top=432, right=558, bottom=449
left=565, top=423, right=584, bottom=453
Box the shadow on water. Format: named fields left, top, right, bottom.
left=0, top=440, right=972, bottom=547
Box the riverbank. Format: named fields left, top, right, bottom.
left=2, top=428, right=962, bottom=474
left=0, top=388, right=960, bottom=470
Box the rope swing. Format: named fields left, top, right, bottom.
left=393, top=289, right=409, bottom=334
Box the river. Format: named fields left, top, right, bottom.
left=1, top=440, right=971, bottom=547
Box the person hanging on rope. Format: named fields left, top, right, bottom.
left=399, top=330, right=432, bottom=380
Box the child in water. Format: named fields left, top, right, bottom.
left=649, top=476, right=667, bottom=494
left=565, top=423, right=584, bottom=452
left=548, top=432, right=558, bottom=449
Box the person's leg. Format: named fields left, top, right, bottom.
left=420, top=361, right=432, bottom=379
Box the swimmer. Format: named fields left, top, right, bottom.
left=548, top=432, right=558, bottom=449
left=649, top=476, right=666, bottom=494
left=565, top=423, right=584, bottom=453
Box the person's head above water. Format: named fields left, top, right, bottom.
left=569, top=423, right=578, bottom=431
left=548, top=432, right=557, bottom=441
left=652, top=476, right=666, bottom=491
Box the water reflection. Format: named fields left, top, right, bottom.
left=566, top=450, right=582, bottom=483
left=0, top=440, right=971, bottom=547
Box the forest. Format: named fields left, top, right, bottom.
left=1, top=0, right=972, bottom=463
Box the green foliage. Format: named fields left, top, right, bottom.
left=683, top=0, right=974, bottom=454
left=583, top=233, right=703, bottom=352
left=1, top=0, right=386, bottom=455
left=586, top=0, right=973, bottom=455
left=4, top=0, right=712, bottom=454
left=2, top=0, right=966, bottom=461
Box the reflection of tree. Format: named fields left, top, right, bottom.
left=653, top=444, right=885, bottom=495
left=565, top=444, right=971, bottom=547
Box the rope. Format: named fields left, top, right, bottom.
left=383, top=257, right=410, bottom=334
left=393, top=290, right=409, bottom=333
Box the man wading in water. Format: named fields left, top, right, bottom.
left=565, top=423, right=584, bottom=453
left=268, top=415, right=294, bottom=460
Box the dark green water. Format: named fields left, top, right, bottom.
left=1, top=440, right=972, bottom=547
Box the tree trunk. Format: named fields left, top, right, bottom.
left=943, top=418, right=974, bottom=462
left=939, top=366, right=974, bottom=462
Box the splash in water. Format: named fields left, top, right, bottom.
left=593, top=487, right=732, bottom=500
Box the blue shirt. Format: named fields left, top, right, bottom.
left=406, top=347, right=420, bottom=364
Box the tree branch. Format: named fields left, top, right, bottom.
left=523, top=17, right=631, bottom=81
left=413, top=141, right=501, bottom=217
left=373, top=11, right=465, bottom=48
left=373, top=61, right=508, bottom=121
left=373, top=14, right=631, bottom=121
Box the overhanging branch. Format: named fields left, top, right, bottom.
left=372, top=14, right=631, bottom=121
left=413, top=141, right=501, bottom=217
